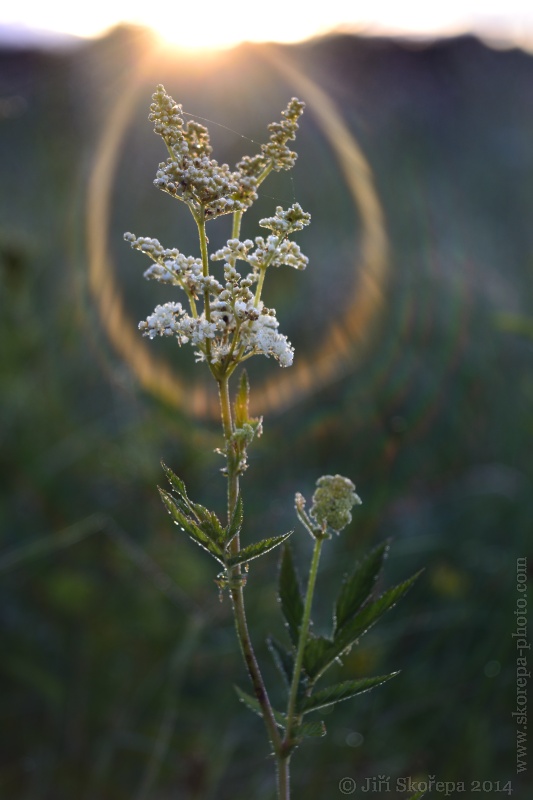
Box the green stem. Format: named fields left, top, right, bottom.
left=284, top=535, right=324, bottom=745
left=196, top=211, right=210, bottom=309
left=257, top=161, right=274, bottom=187
left=232, top=209, right=243, bottom=240
left=254, top=266, right=267, bottom=308
left=194, top=208, right=213, bottom=364
left=217, top=375, right=283, bottom=762
left=254, top=234, right=283, bottom=308
left=217, top=376, right=238, bottom=517
left=277, top=755, right=290, bottom=800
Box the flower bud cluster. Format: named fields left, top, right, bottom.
left=237, top=97, right=305, bottom=175
left=310, top=475, right=362, bottom=533
left=149, top=85, right=254, bottom=218
left=155, top=155, right=255, bottom=219
left=259, top=203, right=311, bottom=235
left=149, top=86, right=305, bottom=220
left=149, top=85, right=185, bottom=149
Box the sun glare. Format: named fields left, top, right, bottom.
left=140, top=4, right=340, bottom=52
left=2, top=0, right=344, bottom=51
left=3, top=0, right=533, bottom=53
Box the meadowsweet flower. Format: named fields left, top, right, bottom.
left=264, top=97, right=306, bottom=170
left=240, top=311, right=294, bottom=367
left=124, top=233, right=206, bottom=293
left=138, top=303, right=220, bottom=346
left=148, top=84, right=185, bottom=149
left=259, top=203, right=311, bottom=235
left=210, top=239, right=255, bottom=265
left=150, top=85, right=254, bottom=219
left=247, top=236, right=308, bottom=271
left=126, top=89, right=308, bottom=371
left=309, top=475, right=362, bottom=533
left=138, top=302, right=184, bottom=339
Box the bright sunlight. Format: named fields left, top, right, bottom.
left=3, top=0, right=533, bottom=52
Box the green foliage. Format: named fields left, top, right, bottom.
left=299, top=675, right=398, bottom=714
left=161, top=461, right=226, bottom=545
left=234, top=370, right=258, bottom=429
left=159, top=487, right=226, bottom=565
left=277, top=535, right=420, bottom=701
left=226, top=533, right=293, bottom=568
left=267, top=636, right=295, bottom=689
left=235, top=685, right=286, bottom=729
left=279, top=544, right=305, bottom=646
left=301, top=634, right=331, bottom=680
left=226, top=494, right=244, bottom=547
left=234, top=687, right=326, bottom=739
left=269, top=535, right=420, bottom=744
left=161, top=464, right=291, bottom=574
left=334, top=540, right=390, bottom=635
left=293, top=719, right=327, bottom=739
left=304, top=570, right=422, bottom=682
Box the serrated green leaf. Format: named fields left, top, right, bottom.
left=161, top=461, right=188, bottom=499
left=159, top=488, right=225, bottom=565
left=279, top=544, right=304, bottom=646
left=192, top=503, right=225, bottom=545
left=293, top=719, right=327, bottom=738
left=267, top=636, right=294, bottom=689
left=226, top=532, right=292, bottom=568
left=305, top=571, right=422, bottom=681
left=234, top=370, right=251, bottom=429
left=334, top=541, right=389, bottom=636
left=333, top=571, right=422, bottom=654
left=159, top=488, right=195, bottom=536
left=234, top=686, right=286, bottom=729
left=267, top=637, right=310, bottom=705
left=225, top=494, right=244, bottom=546
left=161, top=463, right=225, bottom=544
left=303, top=634, right=332, bottom=679
left=300, top=674, right=398, bottom=714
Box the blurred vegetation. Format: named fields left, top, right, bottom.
left=1, top=26, right=532, bottom=799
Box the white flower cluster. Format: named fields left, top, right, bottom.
left=259, top=203, right=311, bottom=235
left=240, top=312, right=294, bottom=367
left=210, top=204, right=310, bottom=272
left=126, top=230, right=296, bottom=367
left=126, top=88, right=310, bottom=373
left=139, top=302, right=219, bottom=348
left=123, top=233, right=205, bottom=292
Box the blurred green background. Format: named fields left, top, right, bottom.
left=1, top=27, right=532, bottom=799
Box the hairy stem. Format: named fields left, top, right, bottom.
left=277, top=754, right=290, bottom=800
left=217, top=375, right=283, bottom=762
